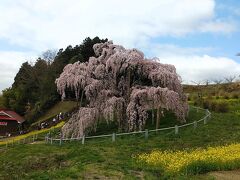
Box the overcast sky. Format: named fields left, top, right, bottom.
left=0, top=0, right=240, bottom=92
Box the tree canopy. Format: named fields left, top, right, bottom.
left=56, top=41, right=188, bottom=138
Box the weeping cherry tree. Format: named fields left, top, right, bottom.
left=56, top=41, right=188, bottom=138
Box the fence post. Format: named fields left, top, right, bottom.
left=175, top=125, right=179, bottom=134
left=82, top=135, right=85, bottom=145
left=50, top=137, right=53, bottom=145
left=145, top=129, right=148, bottom=140
left=197, top=107, right=199, bottom=113
left=32, top=135, right=34, bottom=142
left=112, top=133, right=116, bottom=142
left=204, top=117, right=207, bottom=125
left=59, top=133, right=62, bottom=146
left=194, top=121, right=197, bottom=129
left=208, top=111, right=211, bottom=120
left=6, top=142, right=8, bottom=148
left=60, top=138, right=62, bottom=146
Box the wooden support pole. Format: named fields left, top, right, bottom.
left=60, top=133, right=62, bottom=146
left=151, top=108, right=154, bottom=125
left=156, top=108, right=160, bottom=129
left=145, top=129, right=148, bottom=140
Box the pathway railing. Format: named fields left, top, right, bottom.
left=46, top=106, right=211, bottom=145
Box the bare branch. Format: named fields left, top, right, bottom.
left=224, top=75, right=236, bottom=83
left=213, top=79, right=223, bottom=85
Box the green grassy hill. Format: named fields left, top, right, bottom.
left=1, top=84, right=240, bottom=179
left=1, top=99, right=240, bottom=179
left=31, top=101, right=77, bottom=128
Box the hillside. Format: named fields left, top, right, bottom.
left=183, top=82, right=240, bottom=96
left=1, top=80, right=240, bottom=179
left=1, top=98, right=240, bottom=179
left=30, top=100, right=77, bottom=128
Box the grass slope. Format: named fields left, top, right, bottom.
left=0, top=121, right=64, bottom=145
left=31, top=101, right=77, bottom=127
left=1, top=102, right=240, bottom=179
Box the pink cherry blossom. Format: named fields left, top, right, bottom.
left=56, top=41, right=188, bottom=138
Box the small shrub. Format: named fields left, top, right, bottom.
left=206, top=95, right=213, bottom=101
left=202, top=100, right=229, bottom=113
left=223, top=93, right=230, bottom=99
left=216, top=96, right=220, bottom=99
left=203, top=100, right=210, bottom=109
left=232, top=93, right=239, bottom=99
left=215, top=102, right=229, bottom=113
left=193, top=101, right=198, bottom=106
left=210, top=92, right=216, bottom=96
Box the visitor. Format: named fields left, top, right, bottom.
left=41, top=122, right=45, bottom=129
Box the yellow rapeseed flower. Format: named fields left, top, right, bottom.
left=137, top=143, right=240, bottom=174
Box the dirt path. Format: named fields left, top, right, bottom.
left=208, top=170, right=240, bottom=180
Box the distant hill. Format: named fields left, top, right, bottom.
left=183, top=82, right=240, bottom=96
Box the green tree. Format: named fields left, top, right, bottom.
left=0, top=95, right=5, bottom=108
left=2, top=36, right=108, bottom=123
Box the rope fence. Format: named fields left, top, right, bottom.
left=46, top=106, right=211, bottom=145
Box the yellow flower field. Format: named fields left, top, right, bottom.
left=137, top=143, right=240, bottom=174
left=0, top=121, right=64, bottom=145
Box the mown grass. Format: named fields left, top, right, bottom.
left=0, top=100, right=240, bottom=179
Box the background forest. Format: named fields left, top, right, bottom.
left=0, top=37, right=107, bottom=125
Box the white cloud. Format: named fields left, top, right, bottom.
left=0, top=51, right=36, bottom=92
left=159, top=55, right=240, bottom=83
left=147, top=44, right=240, bottom=83
left=200, top=20, right=236, bottom=33
left=0, top=0, right=236, bottom=50
left=0, top=0, right=238, bottom=91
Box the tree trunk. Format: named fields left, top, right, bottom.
left=152, top=107, right=155, bottom=125
left=127, top=69, right=131, bottom=101
left=79, top=89, right=84, bottom=107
